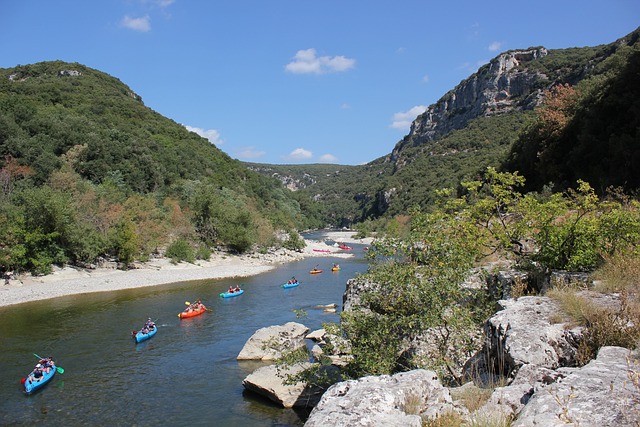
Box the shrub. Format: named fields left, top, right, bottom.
left=165, top=238, right=195, bottom=264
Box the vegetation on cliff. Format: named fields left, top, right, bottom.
left=334, top=169, right=640, bottom=383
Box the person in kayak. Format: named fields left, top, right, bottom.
left=145, top=318, right=155, bottom=329
left=234, top=285, right=241, bottom=292
left=228, top=285, right=235, bottom=293
left=28, top=364, right=44, bottom=383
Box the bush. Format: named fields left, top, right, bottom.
left=282, top=230, right=306, bottom=251
left=165, top=238, right=195, bottom=264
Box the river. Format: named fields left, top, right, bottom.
left=0, top=235, right=370, bottom=426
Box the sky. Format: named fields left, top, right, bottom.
left=1, top=1, right=638, bottom=166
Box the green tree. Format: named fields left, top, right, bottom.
left=110, top=217, right=138, bottom=267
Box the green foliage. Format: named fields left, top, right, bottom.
left=282, top=230, right=306, bottom=251
left=337, top=169, right=639, bottom=385
left=341, top=205, right=485, bottom=380
left=504, top=34, right=640, bottom=193
left=0, top=60, right=320, bottom=273
left=110, top=217, right=138, bottom=267
left=165, top=238, right=195, bottom=264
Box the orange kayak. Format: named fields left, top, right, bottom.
left=310, top=269, right=323, bottom=274
left=178, top=305, right=207, bottom=319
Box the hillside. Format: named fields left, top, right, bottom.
left=254, top=27, right=640, bottom=227
left=0, top=61, right=322, bottom=274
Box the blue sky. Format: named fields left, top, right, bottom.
left=2, top=1, right=638, bottom=165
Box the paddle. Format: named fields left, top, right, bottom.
left=33, top=353, right=64, bottom=374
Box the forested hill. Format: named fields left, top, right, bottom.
left=2, top=61, right=259, bottom=192
left=0, top=61, right=321, bottom=274
left=253, top=27, right=640, bottom=227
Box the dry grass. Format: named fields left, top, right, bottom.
left=403, top=393, right=423, bottom=416
left=546, top=287, right=595, bottom=326
left=450, top=384, right=494, bottom=413
left=547, top=284, right=640, bottom=365
left=423, top=411, right=464, bottom=427
left=592, top=253, right=640, bottom=293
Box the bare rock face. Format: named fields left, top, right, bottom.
left=464, top=296, right=582, bottom=384
left=305, top=369, right=460, bottom=427
left=512, top=346, right=640, bottom=427
left=237, top=322, right=310, bottom=360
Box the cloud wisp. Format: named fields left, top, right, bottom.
left=285, top=48, right=356, bottom=75
left=391, top=105, right=428, bottom=130
left=184, top=125, right=223, bottom=146
left=284, top=148, right=313, bottom=161
left=488, top=41, right=503, bottom=52
left=122, top=15, right=151, bottom=32
left=319, top=154, right=338, bottom=163
left=236, top=146, right=266, bottom=160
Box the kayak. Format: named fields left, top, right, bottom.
left=24, top=363, right=56, bottom=394
left=178, top=305, right=207, bottom=318
left=338, top=245, right=352, bottom=250
left=310, top=269, right=323, bottom=274
left=313, top=249, right=331, bottom=253
left=281, top=282, right=299, bottom=289
left=331, top=267, right=341, bottom=272
left=133, top=325, right=157, bottom=343
left=220, top=289, right=244, bottom=298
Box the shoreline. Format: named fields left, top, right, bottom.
left=0, top=231, right=373, bottom=308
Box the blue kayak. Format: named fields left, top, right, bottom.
left=220, top=289, right=244, bottom=298
left=134, top=325, right=157, bottom=343
left=281, top=282, right=299, bottom=289
left=24, top=364, right=56, bottom=394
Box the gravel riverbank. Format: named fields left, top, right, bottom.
left=0, top=232, right=373, bottom=308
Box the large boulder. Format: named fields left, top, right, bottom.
left=242, top=363, right=327, bottom=408
left=305, top=369, right=460, bottom=427
left=464, top=296, right=583, bottom=383
left=237, top=322, right=310, bottom=360
left=512, top=346, right=639, bottom=426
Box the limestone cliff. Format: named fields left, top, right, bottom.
left=390, top=48, right=549, bottom=164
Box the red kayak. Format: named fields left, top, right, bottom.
left=178, top=305, right=207, bottom=319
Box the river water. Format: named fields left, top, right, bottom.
left=0, top=235, right=370, bottom=426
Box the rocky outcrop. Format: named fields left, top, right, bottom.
left=464, top=296, right=583, bottom=384
left=237, top=322, right=310, bottom=360
left=512, top=346, right=639, bottom=426
left=305, top=370, right=459, bottom=427
left=242, top=362, right=327, bottom=408
left=390, top=48, right=548, bottom=163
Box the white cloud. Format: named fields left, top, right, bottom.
left=122, top=15, right=151, bottom=32
left=236, top=146, right=266, bottom=160
left=155, top=0, right=175, bottom=7
left=285, top=148, right=313, bottom=160
left=391, top=105, right=428, bottom=130
left=488, top=41, right=503, bottom=52
left=319, top=154, right=338, bottom=163
left=340, top=103, right=351, bottom=109
left=422, top=74, right=430, bottom=83
left=184, top=125, right=223, bottom=145
left=285, top=48, right=356, bottom=75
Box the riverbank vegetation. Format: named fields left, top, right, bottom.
left=327, top=168, right=640, bottom=385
